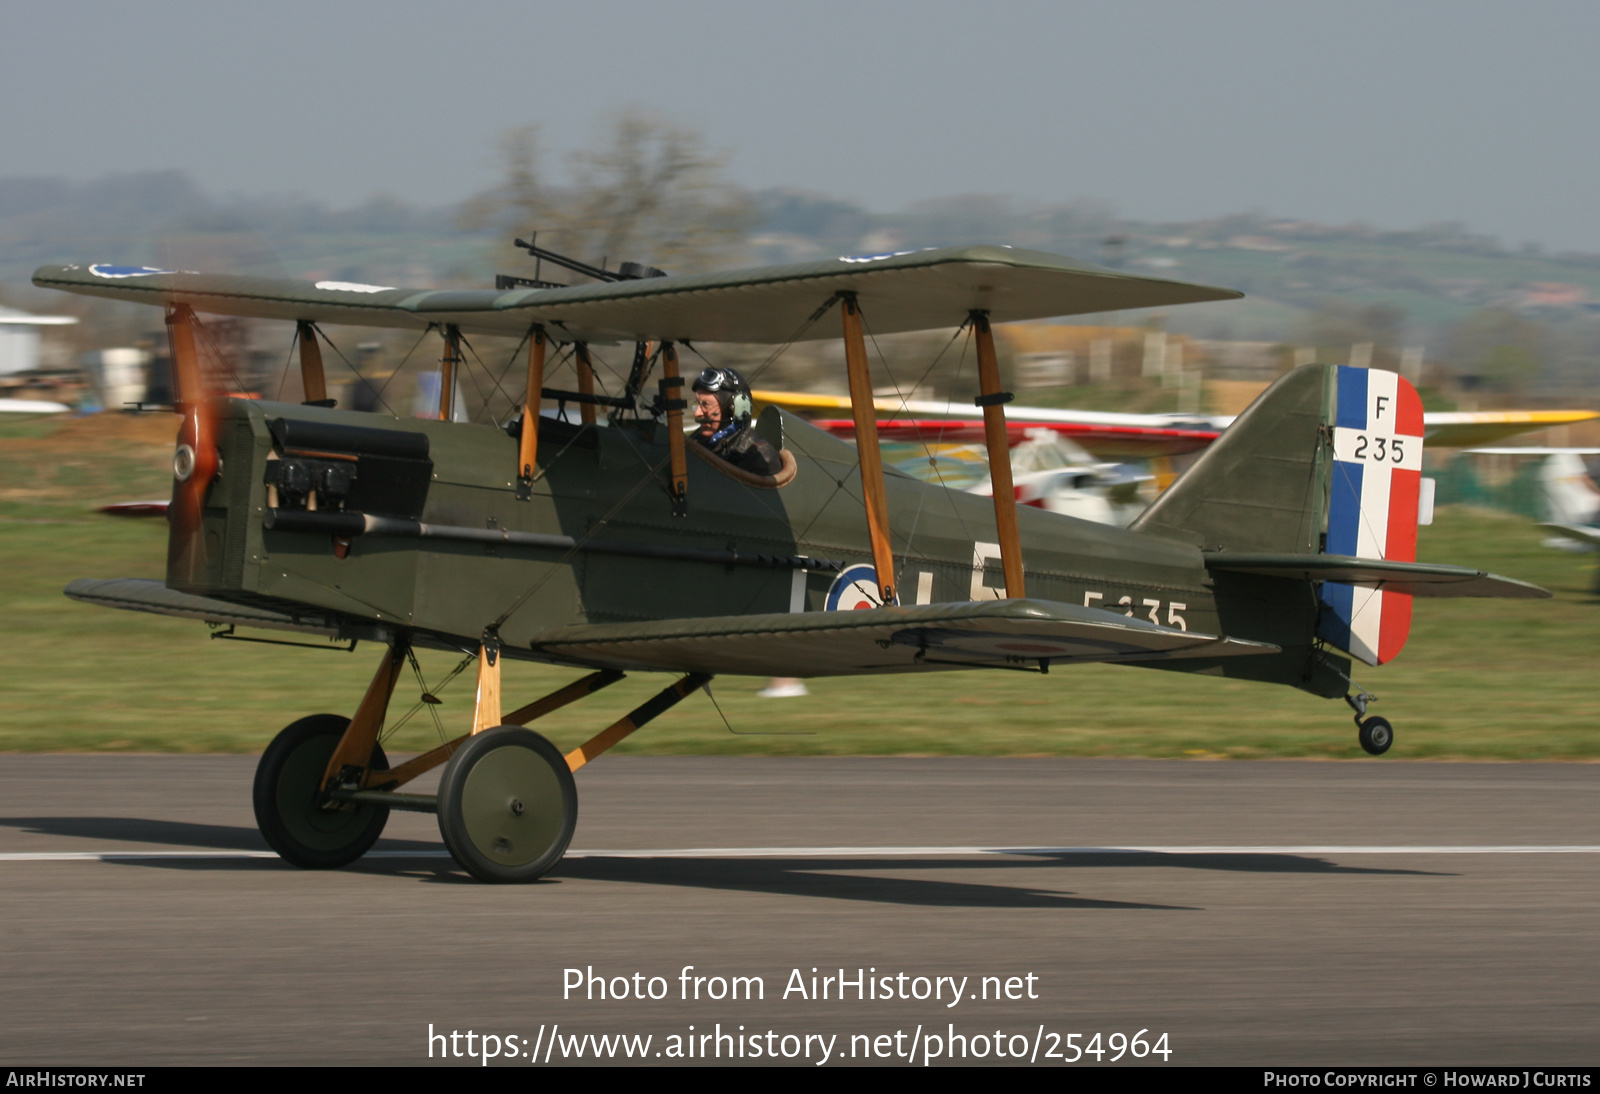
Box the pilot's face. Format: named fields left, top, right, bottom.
left=693, top=391, right=722, bottom=435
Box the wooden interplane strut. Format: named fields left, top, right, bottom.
left=165, top=303, right=206, bottom=415
left=438, top=324, right=460, bottom=422
left=972, top=311, right=1025, bottom=598
left=296, top=320, right=327, bottom=404
left=517, top=326, right=546, bottom=497
left=661, top=342, right=688, bottom=515
left=839, top=295, right=896, bottom=605
left=574, top=343, right=598, bottom=426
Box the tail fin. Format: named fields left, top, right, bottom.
left=1132, top=363, right=1426, bottom=668
left=1130, top=363, right=1331, bottom=554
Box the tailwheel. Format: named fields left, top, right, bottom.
left=253, top=714, right=391, bottom=868
left=1358, top=716, right=1394, bottom=756
left=437, top=726, right=577, bottom=883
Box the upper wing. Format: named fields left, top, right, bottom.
left=754, top=388, right=1231, bottom=430
left=1202, top=554, right=1550, bottom=599
left=752, top=389, right=1224, bottom=457
left=33, top=247, right=1240, bottom=345
left=804, top=418, right=1220, bottom=458
left=751, top=389, right=1598, bottom=459
left=525, top=598, right=1276, bottom=676
left=1423, top=411, right=1600, bottom=448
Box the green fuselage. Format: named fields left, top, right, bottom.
left=184, top=397, right=1328, bottom=692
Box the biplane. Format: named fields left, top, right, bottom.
left=35, top=245, right=1548, bottom=883
left=756, top=393, right=1600, bottom=456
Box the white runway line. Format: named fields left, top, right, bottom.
left=4, top=845, right=1600, bottom=863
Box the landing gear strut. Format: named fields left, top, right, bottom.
left=252, top=636, right=710, bottom=882
left=1345, top=688, right=1393, bottom=756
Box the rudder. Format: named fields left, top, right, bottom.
left=1317, top=366, right=1424, bottom=665
left=1131, top=362, right=1427, bottom=675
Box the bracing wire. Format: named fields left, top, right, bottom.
left=191, top=320, right=252, bottom=398
left=380, top=649, right=475, bottom=744
left=451, top=332, right=501, bottom=423
left=490, top=446, right=679, bottom=632
left=309, top=324, right=398, bottom=417
left=730, top=293, right=843, bottom=389
left=706, top=682, right=813, bottom=736
left=273, top=326, right=299, bottom=403
left=371, top=325, right=438, bottom=413
left=858, top=309, right=982, bottom=563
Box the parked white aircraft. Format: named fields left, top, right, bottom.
left=1468, top=447, right=1600, bottom=549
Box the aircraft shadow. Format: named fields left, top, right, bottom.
left=89, top=849, right=1193, bottom=910
left=0, top=816, right=1448, bottom=910
left=541, top=850, right=1440, bottom=910
left=549, top=857, right=1188, bottom=909
left=0, top=815, right=440, bottom=853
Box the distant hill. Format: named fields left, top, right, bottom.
left=7, top=172, right=1600, bottom=394
left=748, top=190, right=1600, bottom=337
left=0, top=171, right=475, bottom=294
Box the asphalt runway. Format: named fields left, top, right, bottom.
left=1, top=755, right=1597, bottom=1067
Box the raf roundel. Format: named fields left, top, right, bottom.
left=825, top=564, right=885, bottom=610
left=88, top=264, right=179, bottom=279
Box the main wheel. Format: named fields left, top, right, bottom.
left=253, top=714, right=390, bottom=868
left=436, top=726, right=577, bottom=883
left=1358, top=716, right=1394, bottom=756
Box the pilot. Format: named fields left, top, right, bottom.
left=691, top=366, right=783, bottom=475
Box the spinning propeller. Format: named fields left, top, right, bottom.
left=164, top=303, right=221, bottom=586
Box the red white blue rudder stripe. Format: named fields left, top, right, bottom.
left=1317, top=366, right=1424, bottom=666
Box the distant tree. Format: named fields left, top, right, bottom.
left=1298, top=299, right=1407, bottom=368
left=461, top=112, right=753, bottom=277
left=1446, top=308, right=1545, bottom=393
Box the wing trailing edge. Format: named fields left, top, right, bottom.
left=526, top=598, right=1277, bottom=677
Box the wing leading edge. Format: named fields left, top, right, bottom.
left=34, top=247, right=1240, bottom=345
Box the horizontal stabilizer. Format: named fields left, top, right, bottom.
left=527, top=598, right=1277, bottom=677
left=1539, top=522, right=1600, bottom=548
left=1204, top=554, right=1550, bottom=599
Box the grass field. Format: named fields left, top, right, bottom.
left=2, top=413, right=1596, bottom=759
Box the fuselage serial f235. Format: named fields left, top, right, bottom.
left=35, top=244, right=1548, bottom=882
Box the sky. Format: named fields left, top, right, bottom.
left=5, top=1, right=1600, bottom=249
